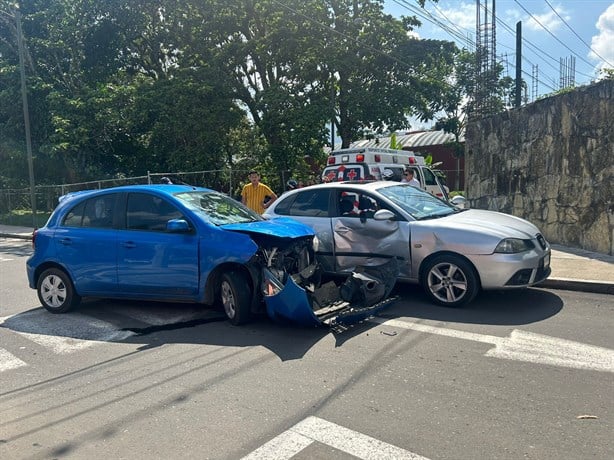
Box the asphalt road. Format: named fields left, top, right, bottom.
left=1, top=238, right=613, bottom=460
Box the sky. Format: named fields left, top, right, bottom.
left=383, top=0, right=614, bottom=101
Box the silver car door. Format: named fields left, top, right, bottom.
left=332, top=191, right=411, bottom=277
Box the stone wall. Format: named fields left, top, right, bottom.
left=465, top=79, right=614, bottom=255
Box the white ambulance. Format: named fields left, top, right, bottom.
left=322, top=147, right=449, bottom=200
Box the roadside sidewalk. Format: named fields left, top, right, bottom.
left=1, top=224, right=612, bottom=295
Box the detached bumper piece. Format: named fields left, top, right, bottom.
left=263, top=258, right=399, bottom=327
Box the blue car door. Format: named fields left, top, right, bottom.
left=53, top=194, right=119, bottom=294
left=116, top=192, right=199, bottom=297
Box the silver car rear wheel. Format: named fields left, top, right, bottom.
left=422, top=255, right=479, bottom=307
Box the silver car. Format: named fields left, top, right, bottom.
left=264, top=182, right=551, bottom=307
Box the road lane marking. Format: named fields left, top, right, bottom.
left=242, top=416, right=429, bottom=460
left=370, top=318, right=614, bottom=373
left=0, top=348, right=27, bottom=372
left=0, top=311, right=134, bottom=354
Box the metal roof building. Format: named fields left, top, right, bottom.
left=350, top=130, right=464, bottom=149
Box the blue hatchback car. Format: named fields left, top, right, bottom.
left=27, top=185, right=396, bottom=326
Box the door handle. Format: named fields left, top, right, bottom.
left=58, top=238, right=72, bottom=245
left=121, top=241, right=137, bottom=248
left=335, top=227, right=350, bottom=234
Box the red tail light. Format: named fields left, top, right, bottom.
left=374, top=155, right=381, bottom=162
left=327, top=157, right=336, bottom=165
left=356, top=154, right=365, bottom=162
left=408, top=157, right=416, bottom=164
left=31, top=229, right=38, bottom=248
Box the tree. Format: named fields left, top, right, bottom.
left=190, top=0, right=331, bottom=183
left=321, top=0, right=455, bottom=147
left=0, top=0, right=248, bottom=185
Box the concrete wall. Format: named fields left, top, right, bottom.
left=465, top=79, right=614, bottom=255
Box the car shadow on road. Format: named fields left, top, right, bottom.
left=385, top=284, right=564, bottom=326
left=0, top=299, right=333, bottom=362
left=1, top=286, right=564, bottom=362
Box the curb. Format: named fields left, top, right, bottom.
left=539, top=278, right=614, bottom=295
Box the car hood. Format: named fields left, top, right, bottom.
left=412, top=209, right=544, bottom=255
left=221, top=217, right=315, bottom=239
left=439, top=209, right=541, bottom=239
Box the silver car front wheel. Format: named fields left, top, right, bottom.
left=421, top=255, right=479, bottom=307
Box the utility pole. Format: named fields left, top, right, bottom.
left=15, top=6, right=37, bottom=226
left=515, top=21, right=522, bottom=108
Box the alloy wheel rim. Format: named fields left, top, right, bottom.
left=221, top=281, right=236, bottom=318
left=427, top=262, right=468, bottom=303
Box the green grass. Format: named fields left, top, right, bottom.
left=0, top=210, right=51, bottom=228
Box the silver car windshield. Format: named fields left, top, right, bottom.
left=378, top=184, right=457, bottom=220
left=174, top=191, right=263, bottom=225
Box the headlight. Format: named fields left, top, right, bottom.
left=312, top=235, right=320, bottom=252
left=494, top=238, right=535, bottom=253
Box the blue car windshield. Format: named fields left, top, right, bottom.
left=175, top=191, right=263, bottom=225
left=378, top=184, right=457, bottom=220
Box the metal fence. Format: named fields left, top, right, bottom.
left=1, top=166, right=460, bottom=225
left=0, top=169, right=252, bottom=223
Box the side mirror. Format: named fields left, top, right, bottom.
left=167, top=219, right=191, bottom=233
left=373, top=209, right=395, bottom=221
left=450, top=195, right=467, bottom=209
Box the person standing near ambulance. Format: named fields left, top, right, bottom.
left=242, top=170, right=277, bottom=214
left=402, top=169, right=421, bottom=187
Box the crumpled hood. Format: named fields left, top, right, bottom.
left=221, top=217, right=315, bottom=239
left=433, top=209, right=541, bottom=239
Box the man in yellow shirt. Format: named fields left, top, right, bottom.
left=241, top=170, right=277, bottom=214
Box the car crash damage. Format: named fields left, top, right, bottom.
left=246, top=230, right=399, bottom=327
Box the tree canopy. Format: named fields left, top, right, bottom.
left=1, top=0, right=489, bottom=192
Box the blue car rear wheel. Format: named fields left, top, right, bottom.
left=37, top=268, right=81, bottom=313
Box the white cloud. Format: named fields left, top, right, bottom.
left=436, top=2, right=475, bottom=30
left=523, top=6, right=567, bottom=32
left=590, top=3, right=614, bottom=72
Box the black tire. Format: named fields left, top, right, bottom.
left=37, top=268, right=81, bottom=313
left=420, top=255, right=479, bottom=307
left=220, top=271, right=252, bottom=325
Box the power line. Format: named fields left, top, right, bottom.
left=407, top=1, right=561, bottom=91
left=513, top=0, right=597, bottom=69
left=423, top=0, right=596, bottom=82
left=543, top=0, right=613, bottom=68
left=392, top=0, right=473, bottom=48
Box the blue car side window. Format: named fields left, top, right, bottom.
left=62, top=201, right=86, bottom=227
left=126, top=193, right=184, bottom=232
left=82, top=195, right=116, bottom=228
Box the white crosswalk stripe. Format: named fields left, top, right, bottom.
left=1, top=311, right=135, bottom=355
left=0, top=305, right=207, bottom=372
left=0, top=302, right=224, bottom=372
left=0, top=348, right=27, bottom=372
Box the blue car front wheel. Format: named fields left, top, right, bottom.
left=220, top=271, right=251, bottom=325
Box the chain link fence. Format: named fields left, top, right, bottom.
left=0, top=169, right=252, bottom=225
